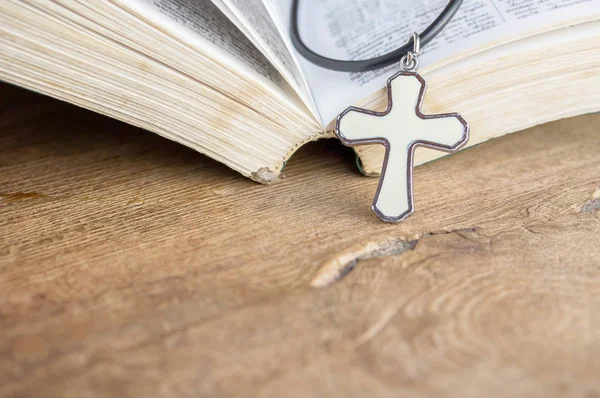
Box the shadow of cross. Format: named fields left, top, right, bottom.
left=335, top=72, right=469, bottom=222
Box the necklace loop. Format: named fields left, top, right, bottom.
left=399, top=33, right=421, bottom=72
left=400, top=53, right=419, bottom=72
left=411, top=32, right=421, bottom=55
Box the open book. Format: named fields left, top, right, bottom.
left=2, top=0, right=599, bottom=182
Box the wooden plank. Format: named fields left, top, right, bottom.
left=1, top=83, right=599, bottom=398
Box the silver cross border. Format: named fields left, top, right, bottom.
left=335, top=72, right=469, bottom=223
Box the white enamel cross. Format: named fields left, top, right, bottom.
left=335, top=72, right=469, bottom=222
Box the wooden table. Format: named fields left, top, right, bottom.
left=1, top=83, right=600, bottom=398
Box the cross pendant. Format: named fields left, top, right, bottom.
left=335, top=72, right=469, bottom=223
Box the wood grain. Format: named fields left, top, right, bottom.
left=1, top=83, right=600, bottom=398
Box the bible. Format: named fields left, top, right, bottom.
left=2, top=0, right=599, bottom=182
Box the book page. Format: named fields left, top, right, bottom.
left=211, top=0, right=319, bottom=119
left=119, top=0, right=307, bottom=111
left=270, top=0, right=600, bottom=123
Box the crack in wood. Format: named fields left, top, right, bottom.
left=311, top=227, right=478, bottom=288
left=581, top=188, right=600, bottom=213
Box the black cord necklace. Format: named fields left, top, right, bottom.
left=290, top=0, right=464, bottom=73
